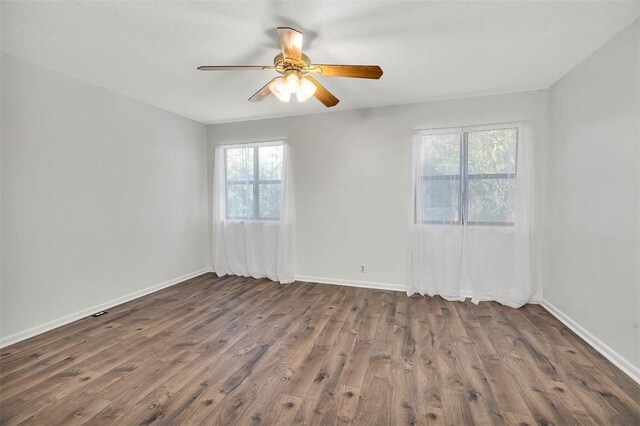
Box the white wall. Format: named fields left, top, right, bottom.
left=545, top=20, right=639, bottom=371
left=1, top=54, right=210, bottom=344
left=208, top=90, right=548, bottom=295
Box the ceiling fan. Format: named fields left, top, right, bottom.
left=197, top=27, right=383, bottom=107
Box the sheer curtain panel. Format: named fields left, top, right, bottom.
left=213, top=141, right=294, bottom=283
left=407, top=124, right=535, bottom=307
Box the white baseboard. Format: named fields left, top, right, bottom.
left=541, top=299, right=640, bottom=384
left=295, top=275, right=405, bottom=293
left=0, top=267, right=214, bottom=349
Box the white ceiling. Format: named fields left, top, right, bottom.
left=2, top=1, right=638, bottom=124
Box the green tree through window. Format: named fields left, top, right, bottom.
left=225, top=144, right=284, bottom=220
left=420, top=127, right=517, bottom=226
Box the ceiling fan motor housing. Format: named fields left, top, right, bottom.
left=274, top=53, right=315, bottom=77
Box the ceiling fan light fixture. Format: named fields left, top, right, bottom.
left=268, top=76, right=290, bottom=102
left=296, top=77, right=317, bottom=102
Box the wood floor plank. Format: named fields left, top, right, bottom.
left=452, top=301, right=498, bottom=356
left=165, top=287, right=332, bottom=424
left=0, top=273, right=638, bottom=425
left=502, top=348, right=588, bottom=425
left=87, top=350, right=200, bottom=423
left=480, top=354, right=534, bottom=418
left=263, top=393, right=303, bottom=425
left=409, top=296, right=442, bottom=409
left=13, top=393, right=111, bottom=426
left=441, top=388, right=476, bottom=426
left=321, top=384, right=360, bottom=425
left=454, top=339, right=505, bottom=425
left=352, top=359, right=393, bottom=425
left=338, top=293, right=382, bottom=390
left=89, top=282, right=318, bottom=424
left=503, top=411, right=537, bottom=426
left=291, top=336, right=348, bottom=424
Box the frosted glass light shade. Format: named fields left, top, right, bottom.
left=286, top=73, right=300, bottom=92
left=296, top=77, right=317, bottom=102
left=268, top=77, right=290, bottom=102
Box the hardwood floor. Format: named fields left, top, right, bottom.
left=1, top=273, right=638, bottom=425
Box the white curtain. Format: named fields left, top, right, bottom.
left=407, top=124, right=535, bottom=308
left=213, top=141, right=294, bottom=283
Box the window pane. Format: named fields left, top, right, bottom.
left=467, top=178, right=515, bottom=225
left=226, top=183, right=254, bottom=219
left=422, top=178, right=460, bottom=223
left=258, top=145, right=284, bottom=181
left=421, top=133, right=461, bottom=175
left=420, top=132, right=461, bottom=223
left=467, top=128, right=517, bottom=174
left=223, top=143, right=285, bottom=221
left=259, top=183, right=281, bottom=219
left=225, top=147, right=254, bottom=182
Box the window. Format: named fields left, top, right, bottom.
left=419, top=126, right=518, bottom=226
left=224, top=143, right=284, bottom=220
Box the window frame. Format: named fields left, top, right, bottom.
left=221, top=140, right=285, bottom=222
left=417, top=123, right=520, bottom=228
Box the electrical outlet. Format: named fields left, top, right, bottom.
left=360, top=265, right=366, bottom=273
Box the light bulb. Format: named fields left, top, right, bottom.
left=268, top=77, right=290, bottom=102
left=296, top=77, right=317, bottom=102
left=286, top=73, right=300, bottom=92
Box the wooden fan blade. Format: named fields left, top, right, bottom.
left=314, top=65, right=383, bottom=79
left=248, top=77, right=279, bottom=102
left=197, top=66, right=271, bottom=71
left=306, top=76, right=339, bottom=107
left=277, top=27, right=303, bottom=61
